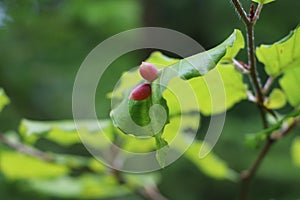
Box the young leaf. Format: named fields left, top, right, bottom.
left=252, top=0, right=275, bottom=4
left=264, top=88, right=286, bottom=109
left=256, top=26, right=300, bottom=77
left=246, top=110, right=300, bottom=148
left=0, top=88, right=10, bottom=112
left=279, top=67, right=300, bottom=107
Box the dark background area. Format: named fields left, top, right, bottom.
left=0, top=0, right=300, bottom=199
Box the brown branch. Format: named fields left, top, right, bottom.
left=239, top=118, right=300, bottom=200
left=239, top=138, right=273, bottom=200
left=0, top=134, right=53, bottom=162
left=246, top=23, right=267, bottom=128
left=231, top=0, right=250, bottom=25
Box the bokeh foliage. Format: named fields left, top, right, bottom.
left=0, top=0, right=300, bottom=200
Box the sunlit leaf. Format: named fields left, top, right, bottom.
left=0, top=88, right=10, bottom=112
left=291, top=137, right=300, bottom=167
left=256, top=26, right=300, bottom=77
left=264, top=88, right=286, bottom=109
left=279, top=67, right=300, bottom=107
left=145, top=51, right=179, bottom=68
left=189, top=65, right=247, bottom=115
left=19, top=119, right=112, bottom=146
left=170, top=29, right=244, bottom=79
left=252, top=0, right=275, bottom=4
left=174, top=135, right=238, bottom=181
left=163, top=115, right=237, bottom=181
left=0, top=150, right=68, bottom=179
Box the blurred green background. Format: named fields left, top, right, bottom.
left=0, top=0, right=300, bottom=199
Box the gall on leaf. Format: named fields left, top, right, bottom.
left=139, top=62, right=159, bottom=82
left=129, top=83, right=152, bottom=101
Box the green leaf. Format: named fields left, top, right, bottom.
left=0, top=88, right=10, bottom=112
left=291, top=137, right=300, bottom=167
left=246, top=110, right=300, bottom=148
left=110, top=30, right=244, bottom=166
left=110, top=83, right=169, bottom=138
left=189, top=65, right=247, bottom=115
left=77, top=175, right=130, bottom=198
left=170, top=29, right=244, bottom=79
left=256, top=26, right=300, bottom=77
left=264, top=88, right=286, bottom=109
left=279, top=67, right=300, bottom=107
left=19, top=119, right=113, bottom=146
left=0, top=150, right=68, bottom=179
left=111, top=29, right=245, bottom=133
left=28, top=176, right=82, bottom=198
left=173, top=135, right=238, bottom=181
left=145, top=51, right=179, bottom=68
left=163, top=115, right=237, bottom=181
left=252, top=0, right=275, bottom=4
left=52, top=154, right=106, bottom=173
left=28, top=174, right=131, bottom=199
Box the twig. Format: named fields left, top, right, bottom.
left=232, top=59, right=250, bottom=74
left=252, top=3, right=263, bottom=23
left=231, top=0, right=250, bottom=25
left=262, top=76, right=275, bottom=94
left=231, top=1, right=278, bottom=199
left=271, top=118, right=300, bottom=140
left=109, top=142, right=168, bottom=200
left=0, top=134, right=53, bottom=162
left=239, top=118, right=299, bottom=200
left=246, top=23, right=267, bottom=128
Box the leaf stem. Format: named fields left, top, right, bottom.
left=252, top=3, right=263, bottom=23
left=239, top=137, right=273, bottom=200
